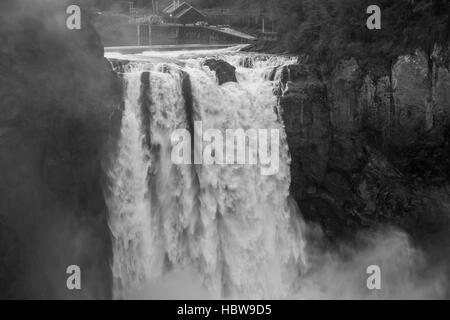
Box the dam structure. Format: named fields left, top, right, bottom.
left=136, top=24, right=257, bottom=46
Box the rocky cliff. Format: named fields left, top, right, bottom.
left=0, top=0, right=121, bottom=299
left=276, top=47, right=450, bottom=259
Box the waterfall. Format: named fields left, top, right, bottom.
left=106, top=49, right=306, bottom=299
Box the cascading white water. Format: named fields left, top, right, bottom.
left=106, top=48, right=307, bottom=299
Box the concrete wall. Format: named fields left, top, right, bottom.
left=99, top=23, right=253, bottom=47
left=137, top=24, right=251, bottom=46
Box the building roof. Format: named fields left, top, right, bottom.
left=172, top=3, right=192, bottom=16
left=173, top=6, right=205, bottom=19
left=162, top=2, right=176, bottom=14
left=163, top=2, right=205, bottom=19
left=163, top=2, right=190, bottom=15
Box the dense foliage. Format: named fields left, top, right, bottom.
left=275, top=0, right=449, bottom=70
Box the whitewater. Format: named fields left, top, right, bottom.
left=105, top=46, right=306, bottom=299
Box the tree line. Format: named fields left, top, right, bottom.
left=275, top=0, right=449, bottom=69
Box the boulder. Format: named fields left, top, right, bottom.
left=203, top=59, right=237, bottom=85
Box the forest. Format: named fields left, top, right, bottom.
left=271, top=0, right=449, bottom=72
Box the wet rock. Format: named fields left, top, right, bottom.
left=391, top=52, right=431, bottom=144
left=241, top=56, right=254, bottom=68
left=276, top=64, right=332, bottom=228
left=278, top=50, right=450, bottom=242
left=203, top=59, right=237, bottom=85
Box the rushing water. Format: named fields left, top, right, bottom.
left=104, top=46, right=447, bottom=300
left=105, top=46, right=306, bottom=299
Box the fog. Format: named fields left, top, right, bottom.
left=123, top=224, right=447, bottom=300
left=0, top=0, right=120, bottom=299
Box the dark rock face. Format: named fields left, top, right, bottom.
left=277, top=50, right=450, bottom=242
left=0, top=1, right=121, bottom=299
left=203, top=59, right=237, bottom=85
left=279, top=65, right=332, bottom=224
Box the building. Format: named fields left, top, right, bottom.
left=162, top=1, right=206, bottom=24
